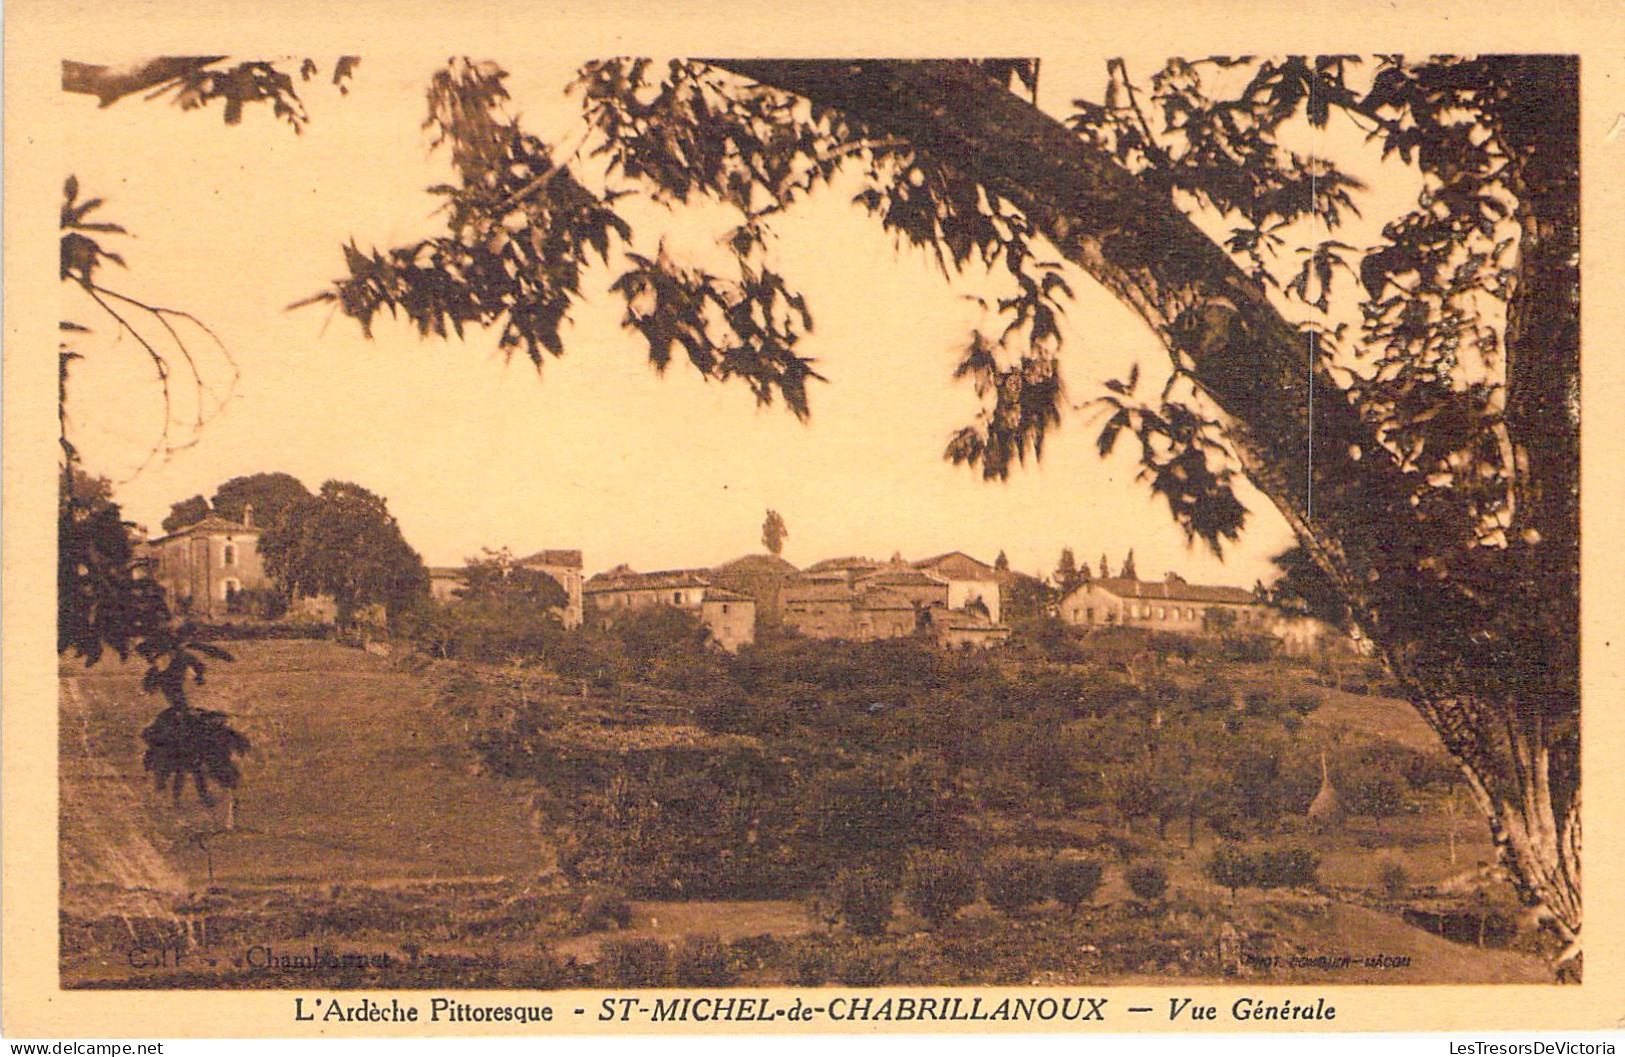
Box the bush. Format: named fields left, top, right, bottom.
left=1286, top=691, right=1323, bottom=716
left=597, top=938, right=670, bottom=987
left=1126, top=861, right=1170, bottom=902
left=789, top=944, right=831, bottom=986
left=1255, top=846, right=1320, bottom=889
left=903, top=849, right=978, bottom=927
left=572, top=889, right=634, bottom=934
left=1048, top=857, right=1104, bottom=912
left=672, top=935, right=739, bottom=986
left=1206, top=845, right=1253, bottom=899
left=1378, top=861, right=1410, bottom=899
left=983, top=852, right=1049, bottom=914
left=1205, top=844, right=1320, bottom=898
left=830, top=867, right=895, bottom=936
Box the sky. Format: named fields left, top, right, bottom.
left=59, top=54, right=1408, bottom=584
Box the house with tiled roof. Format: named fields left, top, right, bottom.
left=584, top=565, right=755, bottom=650
left=517, top=548, right=584, bottom=628
left=912, top=551, right=1002, bottom=623
left=1059, top=574, right=1269, bottom=635
left=143, top=510, right=268, bottom=619
left=782, top=551, right=1010, bottom=647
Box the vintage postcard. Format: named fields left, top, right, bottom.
left=7, top=0, right=1625, bottom=1040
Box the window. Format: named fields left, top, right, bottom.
left=674, top=591, right=683, bottom=604
left=721, top=604, right=730, bottom=615
left=222, top=542, right=237, bottom=567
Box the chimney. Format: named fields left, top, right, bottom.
left=242, top=503, right=255, bottom=528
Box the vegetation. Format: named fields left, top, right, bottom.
left=60, top=51, right=1582, bottom=964
left=903, top=849, right=978, bottom=927
left=259, top=480, right=429, bottom=629
left=761, top=509, right=788, bottom=556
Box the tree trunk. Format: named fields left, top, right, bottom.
left=714, top=59, right=1581, bottom=958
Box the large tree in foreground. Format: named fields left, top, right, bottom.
left=65, top=55, right=1581, bottom=964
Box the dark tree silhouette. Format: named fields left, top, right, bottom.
left=210, top=471, right=313, bottom=528
left=761, top=509, right=789, bottom=556
left=259, top=480, right=429, bottom=629
left=161, top=495, right=211, bottom=534
left=1054, top=547, right=1081, bottom=594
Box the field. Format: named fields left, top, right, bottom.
left=59, top=637, right=1556, bottom=988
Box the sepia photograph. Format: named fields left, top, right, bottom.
left=9, top=2, right=1622, bottom=1037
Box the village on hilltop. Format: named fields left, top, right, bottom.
left=141, top=503, right=1342, bottom=656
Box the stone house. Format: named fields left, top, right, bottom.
left=427, top=548, right=585, bottom=628
left=709, top=553, right=801, bottom=625
left=584, top=566, right=756, bottom=651
left=782, top=552, right=1010, bottom=647
left=911, top=551, right=1003, bottom=624
left=518, top=549, right=585, bottom=629
left=699, top=587, right=757, bottom=652
left=1059, top=575, right=1270, bottom=635
left=143, top=510, right=268, bottom=619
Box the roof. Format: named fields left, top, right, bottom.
left=913, top=551, right=997, bottom=580
left=149, top=514, right=261, bottom=543
left=702, top=587, right=754, bottom=604
left=712, top=553, right=800, bottom=578
left=584, top=568, right=712, bottom=594
left=854, top=588, right=917, bottom=611
left=803, top=556, right=881, bottom=575
left=859, top=567, right=949, bottom=589
left=518, top=548, right=583, bottom=569
left=783, top=580, right=858, bottom=603
left=1074, top=577, right=1259, bottom=606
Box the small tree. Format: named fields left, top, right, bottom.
left=1118, top=549, right=1138, bottom=581
left=983, top=851, right=1049, bottom=914
left=1048, top=857, right=1104, bottom=912
left=762, top=508, right=788, bottom=556
left=830, top=867, right=894, bottom=937
left=1054, top=548, right=1081, bottom=594
left=994, top=550, right=1010, bottom=573
left=903, top=849, right=977, bottom=927
left=161, top=495, right=211, bottom=534
left=1205, top=845, right=1254, bottom=901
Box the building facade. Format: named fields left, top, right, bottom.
left=143, top=512, right=268, bottom=620
left=1059, top=576, right=1269, bottom=634
left=584, top=566, right=757, bottom=651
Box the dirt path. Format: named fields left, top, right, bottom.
left=59, top=678, right=190, bottom=915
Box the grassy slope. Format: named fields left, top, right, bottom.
left=61, top=640, right=546, bottom=904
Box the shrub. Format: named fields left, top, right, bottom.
left=1286, top=691, right=1323, bottom=716
left=1048, top=857, right=1104, bottom=912
left=903, top=849, right=978, bottom=927
left=573, top=889, right=634, bottom=934
left=1255, top=846, right=1320, bottom=889
left=1206, top=845, right=1253, bottom=899
left=1189, top=675, right=1236, bottom=713
left=830, top=867, right=895, bottom=937
left=790, top=944, right=830, bottom=986
left=597, top=938, right=669, bottom=987
left=831, top=948, right=891, bottom=986
left=1205, top=844, right=1319, bottom=899
left=1126, top=861, right=1170, bottom=902
left=672, top=935, right=739, bottom=986
left=983, top=851, right=1049, bottom=914
left=1378, top=861, right=1410, bottom=900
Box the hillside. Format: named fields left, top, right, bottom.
left=61, top=640, right=547, bottom=908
